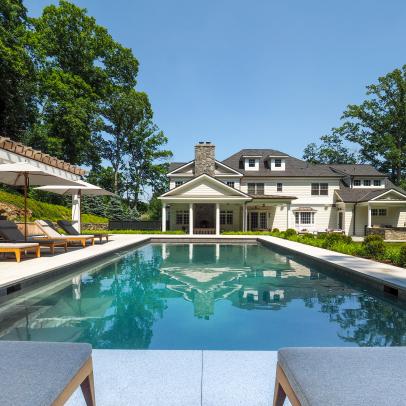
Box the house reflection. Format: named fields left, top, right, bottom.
left=159, top=243, right=333, bottom=318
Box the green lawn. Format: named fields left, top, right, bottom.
left=0, top=189, right=107, bottom=223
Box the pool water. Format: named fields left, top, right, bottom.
left=1, top=243, right=406, bottom=350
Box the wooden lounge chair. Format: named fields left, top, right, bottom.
left=0, top=242, right=40, bottom=262
left=58, top=220, right=111, bottom=243
left=273, top=347, right=406, bottom=406
left=35, top=220, right=95, bottom=248
left=0, top=220, right=67, bottom=254
left=0, top=341, right=95, bottom=406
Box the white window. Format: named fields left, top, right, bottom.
left=176, top=210, right=189, bottom=225
left=363, top=179, right=371, bottom=186
left=353, top=179, right=361, bottom=186
left=372, top=208, right=387, bottom=216
left=311, top=183, right=328, bottom=196
left=295, top=212, right=315, bottom=225
left=373, top=180, right=381, bottom=187
left=277, top=183, right=283, bottom=192
left=259, top=212, right=267, bottom=229
left=248, top=159, right=255, bottom=167
left=220, top=210, right=233, bottom=225
left=226, top=181, right=235, bottom=188
left=175, top=181, right=183, bottom=187
left=247, top=183, right=264, bottom=195
left=274, top=159, right=282, bottom=168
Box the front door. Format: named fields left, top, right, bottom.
left=249, top=211, right=267, bottom=230
left=338, top=212, right=343, bottom=230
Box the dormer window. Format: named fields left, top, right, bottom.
left=248, top=159, right=255, bottom=167
left=269, top=156, right=286, bottom=171
left=353, top=180, right=361, bottom=186
left=363, top=180, right=371, bottom=186
left=373, top=180, right=381, bottom=187
left=243, top=157, right=260, bottom=171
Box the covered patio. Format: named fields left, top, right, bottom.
left=335, top=188, right=406, bottom=237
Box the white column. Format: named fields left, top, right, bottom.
left=286, top=203, right=291, bottom=229
left=71, top=193, right=81, bottom=233
left=368, top=204, right=372, bottom=228
left=216, top=203, right=220, bottom=235
left=189, top=203, right=194, bottom=235
left=242, top=204, right=247, bottom=232
left=161, top=205, right=167, bottom=232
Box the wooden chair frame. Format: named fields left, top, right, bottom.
left=52, top=356, right=95, bottom=406
left=273, top=363, right=302, bottom=406
left=0, top=245, right=40, bottom=262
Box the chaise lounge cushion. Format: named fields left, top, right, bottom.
left=278, top=347, right=406, bottom=406
left=0, top=340, right=92, bottom=406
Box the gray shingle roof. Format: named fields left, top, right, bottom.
left=336, top=186, right=406, bottom=203
left=329, top=164, right=384, bottom=177
left=168, top=162, right=188, bottom=172
left=221, top=149, right=341, bottom=177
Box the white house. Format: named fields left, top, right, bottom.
left=159, top=142, right=406, bottom=236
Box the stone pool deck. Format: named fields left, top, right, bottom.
left=1, top=233, right=406, bottom=299
left=67, top=349, right=282, bottom=406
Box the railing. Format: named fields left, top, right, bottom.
left=193, top=228, right=216, bottom=234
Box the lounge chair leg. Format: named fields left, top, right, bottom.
left=80, top=370, right=96, bottom=406
left=14, top=249, right=21, bottom=263
left=82, top=239, right=86, bottom=248
left=35, top=246, right=41, bottom=258
left=64, top=243, right=68, bottom=252
left=273, top=365, right=301, bottom=406
left=91, top=238, right=95, bottom=246
left=50, top=244, right=55, bottom=255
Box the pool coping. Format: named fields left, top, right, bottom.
left=0, top=234, right=405, bottom=301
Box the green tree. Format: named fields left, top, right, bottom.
left=101, top=89, right=149, bottom=193
left=106, top=196, right=125, bottom=221
left=303, top=132, right=358, bottom=164
left=0, top=0, right=37, bottom=138
left=27, top=0, right=139, bottom=165
left=125, top=116, right=172, bottom=206
left=334, top=66, right=406, bottom=185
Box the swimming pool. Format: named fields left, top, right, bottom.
left=1, top=242, right=405, bottom=349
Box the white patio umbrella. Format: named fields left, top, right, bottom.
left=0, top=162, right=81, bottom=239
left=35, top=179, right=115, bottom=232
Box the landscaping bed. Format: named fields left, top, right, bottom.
left=223, top=230, right=406, bottom=268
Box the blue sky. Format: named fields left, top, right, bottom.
left=25, top=0, right=406, bottom=162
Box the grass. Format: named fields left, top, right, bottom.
left=0, top=189, right=107, bottom=223
left=223, top=230, right=406, bottom=268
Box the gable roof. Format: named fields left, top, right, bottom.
left=168, top=160, right=243, bottom=176
left=335, top=187, right=406, bottom=203
left=159, top=173, right=251, bottom=199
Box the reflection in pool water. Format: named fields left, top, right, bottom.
left=1, top=243, right=406, bottom=349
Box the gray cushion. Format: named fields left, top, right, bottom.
left=0, top=341, right=92, bottom=406
left=278, top=347, right=406, bottom=406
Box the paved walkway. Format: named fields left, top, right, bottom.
left=67, top=349, right=283, bottom=406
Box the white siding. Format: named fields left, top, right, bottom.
left=169, top=177, right=191, bottom=189
left=181, top=182, right=231, bottom=196
left=240, top=178, right=339, bottom=205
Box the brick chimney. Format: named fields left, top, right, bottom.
left=194, top=142, right=216, bottom=176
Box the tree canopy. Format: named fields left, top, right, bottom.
left=0, top=0, right=172, bottom=216
left=304, top=65, right=406, bottom=186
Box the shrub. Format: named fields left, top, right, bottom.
left=398, top=245, right=406, bottom=267
left=321, top=233, right=352, bottom=249
left=285, top=228, right=297, bottom=237
left=272, top=228, right=280, bottom=233
left=362, top=234, right=385, bottom=258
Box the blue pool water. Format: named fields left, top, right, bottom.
left=1, top=243, right=406, bottom=349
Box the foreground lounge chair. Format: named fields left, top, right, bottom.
left=0, top=220, right=67, bottom=254
left=0, top=341, right=95, bottom=406
left=273, top=347, right=406, bottom=406
left=35, top=220, right=95, bottom=248
left=58, top=220, right=111, bottom=243
left=0, top=242, right=40, bottom=262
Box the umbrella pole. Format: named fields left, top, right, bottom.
left=79, top=189, right=82, bottom=234
left=24, top=172, right=28, bottom=241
